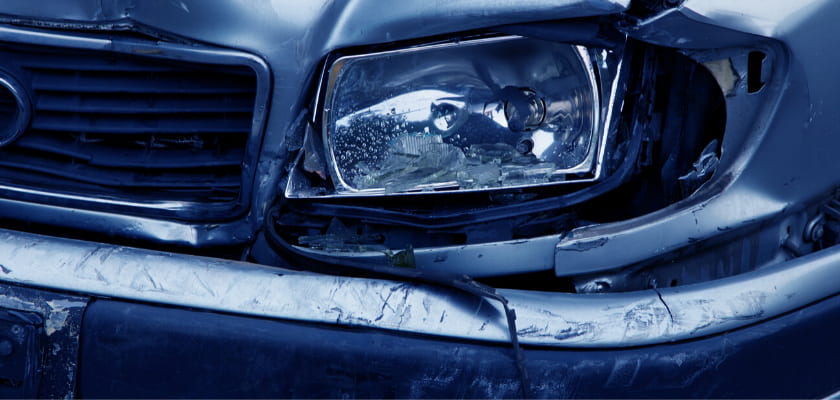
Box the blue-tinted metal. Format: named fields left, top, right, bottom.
left=3, top=225, right=840, bottom=348
left=0, top=0, right=839, bottom=396
left=553, top=0, right=838, bottom=275
left=0, top=0, right=627, bottom=246
left=0, top=24, right=270, bottom=233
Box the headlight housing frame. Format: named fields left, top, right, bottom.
left=285, top=34, right=628, bottom=198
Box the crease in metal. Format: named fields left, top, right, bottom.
left=0, top=227, right=838, bottom=348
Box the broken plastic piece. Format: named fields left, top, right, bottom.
left=302, top=124, right=327, bottom=179
left=457, top=162, right=501, bottom=188
left=297, top=218, right=387, bottom=252
left=678, top=139, right=719, bottom=197
left=703, top=59, right=738, bottom=96
left=385, top=245, right=416, bottom=268
left=353, top=135, right=466, bottom=192
left=500, top=162, right=556, bottom=186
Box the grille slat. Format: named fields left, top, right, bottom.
left=29, top=69, right=254, bottom=94
left=36, top=92, right=255, bottom=114
left=21, top=62, right=174, bottom=73
left=15, top=133, right=245, bottom=169
left=30, top=112, right=252, bottom=134
left=0, top=152, right=240, bottom=189
left=0, top=42, right=258, bottom=216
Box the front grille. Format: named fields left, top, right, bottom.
left=0, top=41, right=259, bottom=219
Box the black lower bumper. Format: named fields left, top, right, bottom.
left=73, top=293, right=840, bottom=398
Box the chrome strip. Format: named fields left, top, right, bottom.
left=592, top=45, right=626, bottom=179
left=0, top=197, right=254, bottom=247
left=0, top=24, right=271, bottom=225
left=1, top=227, right=838, bottom=347
left=0, top=184, right=198, bottom=212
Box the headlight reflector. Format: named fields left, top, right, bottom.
left=288, top=36, right=620, bottom=197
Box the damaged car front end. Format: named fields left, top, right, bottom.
left=0, top=0, right=838, bottom=397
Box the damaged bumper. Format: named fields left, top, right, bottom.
left=0, top=0, right=839, bottom=397
left=3, top=226, right=840, bottom=397
left=2, top=227, right=839, bottom=348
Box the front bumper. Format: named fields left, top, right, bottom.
left=1, top=227, right=839, bottom=397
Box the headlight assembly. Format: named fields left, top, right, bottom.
left=273, top=33, right=732, bottom=279
left=286, top=36, right=624, bottom=197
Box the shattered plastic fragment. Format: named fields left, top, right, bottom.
left=500, top=162, right=556, bottom=186
left=298, top=234, right=349, bottom=250
left=457, top=162, right=501, bottom=188
left=302, top=125, right=327, bottom=179
left=385, top=245, right=416, bottom=268
left=353, top=134, right=466, bottom=192
left=467, top=143, right=522, bottom=164
left=679, top=139, right=720, bottom=197
left=703, top=59, right=738, bottom=96
left=349, top=136, right=566, bottom=191
left=297, top=234, right=389, bottom=252
left=298, top=218, right=387, bottom=252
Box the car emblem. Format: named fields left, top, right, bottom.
left=0, top=74, right=31, bottom=148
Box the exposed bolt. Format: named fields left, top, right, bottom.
left=805, top=214, right=826, bottom=243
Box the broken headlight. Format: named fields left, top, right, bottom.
left=286, top=36, right=624, bottom=197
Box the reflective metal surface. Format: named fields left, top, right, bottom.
left=0, top=23, right=270, bottom=242
left=1, top=226, right=840, bottom=348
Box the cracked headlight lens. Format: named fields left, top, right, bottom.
left=288, top=36, right=616, bottom=197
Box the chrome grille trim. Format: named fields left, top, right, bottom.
left=0, top=25, right=270, bottom=221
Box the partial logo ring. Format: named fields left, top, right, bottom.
left=0, top=74, right=31, bottom=148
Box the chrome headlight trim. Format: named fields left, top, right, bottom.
left=287, top=34, right=626, bottom=198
